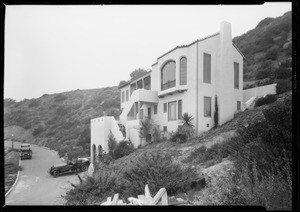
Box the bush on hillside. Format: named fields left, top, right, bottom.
left=255, top=94, right=277, bottom=107
left=276, top=79, right=292, bottom=94
left=120, top=151, right=199, bottom=199
left=28, top=100, right=40, bottom=108
left=64, top=169, right=121, bottom=205
left=107, top=131, right=117, bottom=155
left=54, top=94, right=68, bottom=102
left=201, top=161, right=292, bottom=210
left=113, top=140, right=135, bottom=159
left=170, top=130, right=187, bottom=143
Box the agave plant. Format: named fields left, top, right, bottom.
left=179, top=113, right=195, bottom=139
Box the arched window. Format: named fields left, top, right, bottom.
left=161, top=61, right=176, bottom=90
left=180, top=57, right=187, bottom=85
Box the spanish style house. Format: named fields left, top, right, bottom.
left=89, top=21, right=276, bottom=165
left=118, top=21, right=243, bottom=147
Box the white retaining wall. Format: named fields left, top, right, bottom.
left=243, top=83, right=277, bottom=104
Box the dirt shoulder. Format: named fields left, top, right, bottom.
left=5, top=147, right=20, bottom=194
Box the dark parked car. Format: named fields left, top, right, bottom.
left=19, top=143, right=32, bottom=160
left=48, top=158, right=90, bottom=177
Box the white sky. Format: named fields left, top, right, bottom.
left=4, top=3, right=291, bottom=101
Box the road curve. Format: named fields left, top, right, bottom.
left=5, top=141, right=83, bottom=205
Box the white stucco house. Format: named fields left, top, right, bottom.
left=89, top=21, right=276, bottom=165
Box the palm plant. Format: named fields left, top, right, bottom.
left=179, top=113, right=195, bottom=139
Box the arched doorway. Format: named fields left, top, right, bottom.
left=97, top=145, right=103, bottom=162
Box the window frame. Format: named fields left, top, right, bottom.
left=126, top=90, right=129, bottom=101
left=121, top=91, right=125, bottom=103
left=203, top=53, right=211, bottom=84
left=234, top=62, right=239, bottom=89
left=154, top=105, right=158, bottom=114
left=204, top=96, right=212, bottom=117
left=168, top=101, right=177, bottom=121
left=178, top=100, right=183, bottom=120
left=180, top=56, right=187, bottom=85
left=161, top=60, right=176, bottom=91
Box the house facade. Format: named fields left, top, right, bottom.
left=118, top=21, right=244, bottom=148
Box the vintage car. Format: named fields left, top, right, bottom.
left=48, top=157, right=90, bottom=177
left=19, top=143, right=32, bottom=160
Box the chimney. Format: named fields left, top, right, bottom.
left=215, top=21, right=235, bottom=125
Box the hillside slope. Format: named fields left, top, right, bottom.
left=233, top=11, right=291, bottom=83
left=4, top=87, right=120, bottom=158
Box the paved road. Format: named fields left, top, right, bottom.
left=5, top=141, right=84, bottom=205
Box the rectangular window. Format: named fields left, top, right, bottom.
left=163, top=126, right=167, bottom=132
left=126, top=90, right=129, bottom=101
left=154, top=105, right=157, bottom=114
left=144, top=76, right=151, bottom=90
left=234, top=62, right=239, bottom=89
left=203, top=53, right=211, bottom=83
left=137, top=79, right=143, bottom=89
left=121, top=91, right=125, bottom=103
left=204, top=96, right=211, bottom=117
left=130, top=83, right=136, bottom=95
left=148, top=107, right=151, bottom=119
left=237, top=101, right=241, bottom=111
left=163, top=103, right=167, bottom=113
left=168, top=101, right=177, bottom=121
left=178, top=100, right=182, bottom=120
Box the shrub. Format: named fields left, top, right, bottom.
left=54, top=94, right=68, bottom=102
left=276, top=79, right=292, bottom=94
left=178, top=113, right=195, bottom=140
left=183, top=145, right=207, bottom=163
left=255, top=94, right=277, bottom=107
left=214, top=96, right=219, bottom=127
left=64, top=170, right=121, bottom=205
left=32, top=125, right=44, bottom=137
left=120, top=151, right=199, bottom=199
left=28, top=100, right=39, bottom=108
left=170, top=130, right=187, bottom=142
left=107, top=131, right=117, bottom=155
left=152, top=126, right=161, bottom=143
left=113, top=140, right=135, bottom=159
left=140, top=118, right=154, bottom=143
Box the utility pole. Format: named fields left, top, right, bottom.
left=11, top=134, right=14, bottom=149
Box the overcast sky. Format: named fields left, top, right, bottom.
left=4, top=3, right=291, bottom=101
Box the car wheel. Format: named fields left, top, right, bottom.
left=81, top=164, right=88, bottom=172
left=53, top=170, right=60, bottom=177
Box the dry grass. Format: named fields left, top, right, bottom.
left=5, top=148, right=20, bottom=194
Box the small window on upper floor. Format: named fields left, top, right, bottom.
left=144, top=76, right=151, bottom=90
left=121, top=91, right=125, bottom=103
left=234, top=62, right=239, bottom=89
left=137, top=79, right=143, bottom=89
left=130, top=83, right=136, bottom=95
left=203, top=53, right=211, bottom=83
left=180, top=57, right=187, bottom=85
left=126, top=90, right=129, bottom=101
